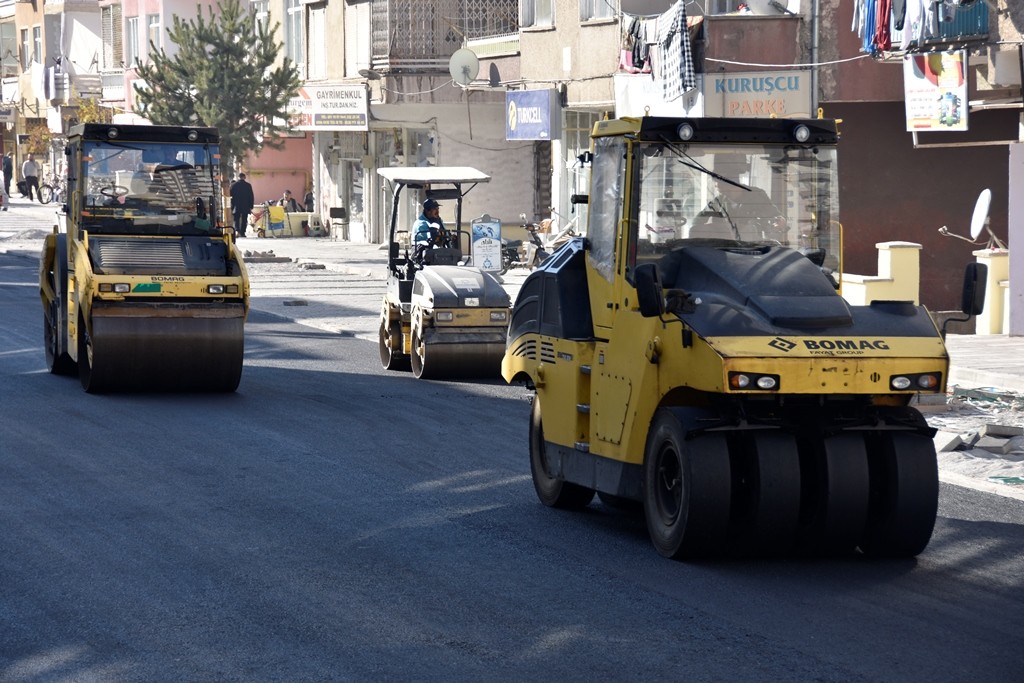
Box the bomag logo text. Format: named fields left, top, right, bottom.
left=804, top=339, right=889, bottom=355
left=151, top=276, right=186, bottom=282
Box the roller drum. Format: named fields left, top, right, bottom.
left=82, top=303, right=244, bottom=392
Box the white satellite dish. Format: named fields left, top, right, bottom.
left=449, top=49, right=480, bottom=87
left=938, top=187, right=1006, bottom=249
left=969, top=188, right=992, bottom=240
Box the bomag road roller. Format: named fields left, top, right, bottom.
left=502, top=116, right=987, bottom=560
left=40, top=123, right=248, bottom=393
left=377, top=167, right=510, bottom=379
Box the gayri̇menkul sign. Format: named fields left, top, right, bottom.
left=289, top=84, right=368, bottom=132
left=703, top=70, right=813, bottom=118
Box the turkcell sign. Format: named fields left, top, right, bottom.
left=506, top=89, right=560, bottom=141
left=704, top=70, right=812, bottom=118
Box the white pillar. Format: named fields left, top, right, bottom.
left=1008, top=142, right=1024, bottom=335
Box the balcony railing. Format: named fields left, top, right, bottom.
left=891, top=2, right=988, bottom=49
left=101, top=69, right=124, bottom=102
left=370, top=0, right=518, bottom=71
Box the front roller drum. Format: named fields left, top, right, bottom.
left=80, top=308, right=245, bottom=393
left=410, top=329, right=505, bottom=380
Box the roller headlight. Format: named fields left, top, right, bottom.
left=435, top=311, right=454, bottom=322
left=490, top=310, right=508, bottom=322
left=207, top=284, right=226, bottom=295
left=891, top=376, right=912, bottom=390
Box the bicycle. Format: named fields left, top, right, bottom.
left=39, top=174, right=67, bottom=205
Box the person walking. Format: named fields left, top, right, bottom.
left=21, top=153, right=40, bottom=202
left=229, top=172, right=255, bottom=238
left=2, top=152, right=13, bottom=197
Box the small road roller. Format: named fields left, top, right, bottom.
left=40, top=123, right=249, bottom=393
left=502, top=115, right=987, bottom=559
left=376, top=167, right=510, bottom=380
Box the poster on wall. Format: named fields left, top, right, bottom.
left=903, top=51, right=968, bottom=132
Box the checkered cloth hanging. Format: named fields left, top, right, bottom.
left=658, top=0, right=696, bottom=102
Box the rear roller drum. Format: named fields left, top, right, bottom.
left=860, top=432, right=939, bottom=558
left=79, top=313, right=243, bottom=393
left=530, top=394, right=594, bottom=510
left=378, top=318, right=410, bottom=371
left=642, top=408, right=731, bottom=559
left=410, top=327, right=502, bottom=380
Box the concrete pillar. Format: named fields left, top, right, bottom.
left=1008, top=143, right=1024, bottom=335
left=973, top=248, right=1009, bottom=334
left=877, top=241, right=922, bottom=304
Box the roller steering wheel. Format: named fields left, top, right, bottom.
left=100, top=185, right=130, bottom=199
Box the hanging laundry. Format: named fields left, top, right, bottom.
left=892, top=0, right=907, bottom=31
left=657, top=0, right=696, bottom=102
left=874, top=0, right=893, bottom=51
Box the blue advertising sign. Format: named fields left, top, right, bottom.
left=506, top=89, right=560, bottom=141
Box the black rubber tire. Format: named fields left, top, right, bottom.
left=44, top=298, right=76, bottom=376
left=410, top=327, right=428, bottom=379
left=860, top=432, right=939, bottom=558
left=77, top=313, right=104, bottom=393
left=529, top=394, right=594, bottom=510
left=378, top=318, right=410, bottom=371
left=731, top=431, right=802, bottom=555
left=42, top=237, right=76, bottom=376
left=642, top=409, right=731, bottom=559
left=797, top=433, right=870, bottom=555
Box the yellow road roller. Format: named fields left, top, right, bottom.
left=503, top=115, right=987, bottom=559
left=40, top=123, right=249, bottom=393
left=377, top=167, right=510, bottom=379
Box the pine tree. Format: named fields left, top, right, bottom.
left=134, top=0, right=301, bottom=180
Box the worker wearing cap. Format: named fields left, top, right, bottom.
left=413, top=198, right=448, bottom=248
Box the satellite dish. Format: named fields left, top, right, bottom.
left=449, top=49, right=480, bottom=87
left=969, top=188, right=991, bottom=240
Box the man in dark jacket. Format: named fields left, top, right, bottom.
left=229, top=172, right=255, bottom=237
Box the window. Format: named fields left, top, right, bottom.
left=101, top=5, right=124, bottom=70
left=521, top=0, right=554, bottom=28
left=126, top=17, right=140, bottom=67
left=20, top=28, right=29, bottom=69
left=307, top=6, right=325, bottom=80
left=285, top=0, right=304, bottom=65
left=0, top=23, right=17, bottom=77
left=588, top=136, right=626, bottom=282
left=147, top=15, right=161, bottom=60
left=580, top=0, right=615, bottom=21
left=252, top=0, right=270, bottom=34
left=32, top=26, right=41, bottom=66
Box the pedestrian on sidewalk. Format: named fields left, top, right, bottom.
left=229, top=172, right=255, bottom=237
left=21, top=153, right=40, bottom=202
left=2, top=152, right=12, bottom=196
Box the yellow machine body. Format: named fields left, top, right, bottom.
left=39, top=123, right=249, bottom=392
left=503, top=116, right=976, bottom=560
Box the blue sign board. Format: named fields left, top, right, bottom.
left=506, top=89, right=560, bottom=141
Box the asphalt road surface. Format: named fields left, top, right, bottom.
left=2, top=251, right=1024, bottom=682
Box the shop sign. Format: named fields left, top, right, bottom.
left=289, top=84, right=368, bottom=132
left=506, top=89, right=560, bottom=141
left=703, top=71, right=812, bottom=118
left=0, top=106, right=15, bottom=123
